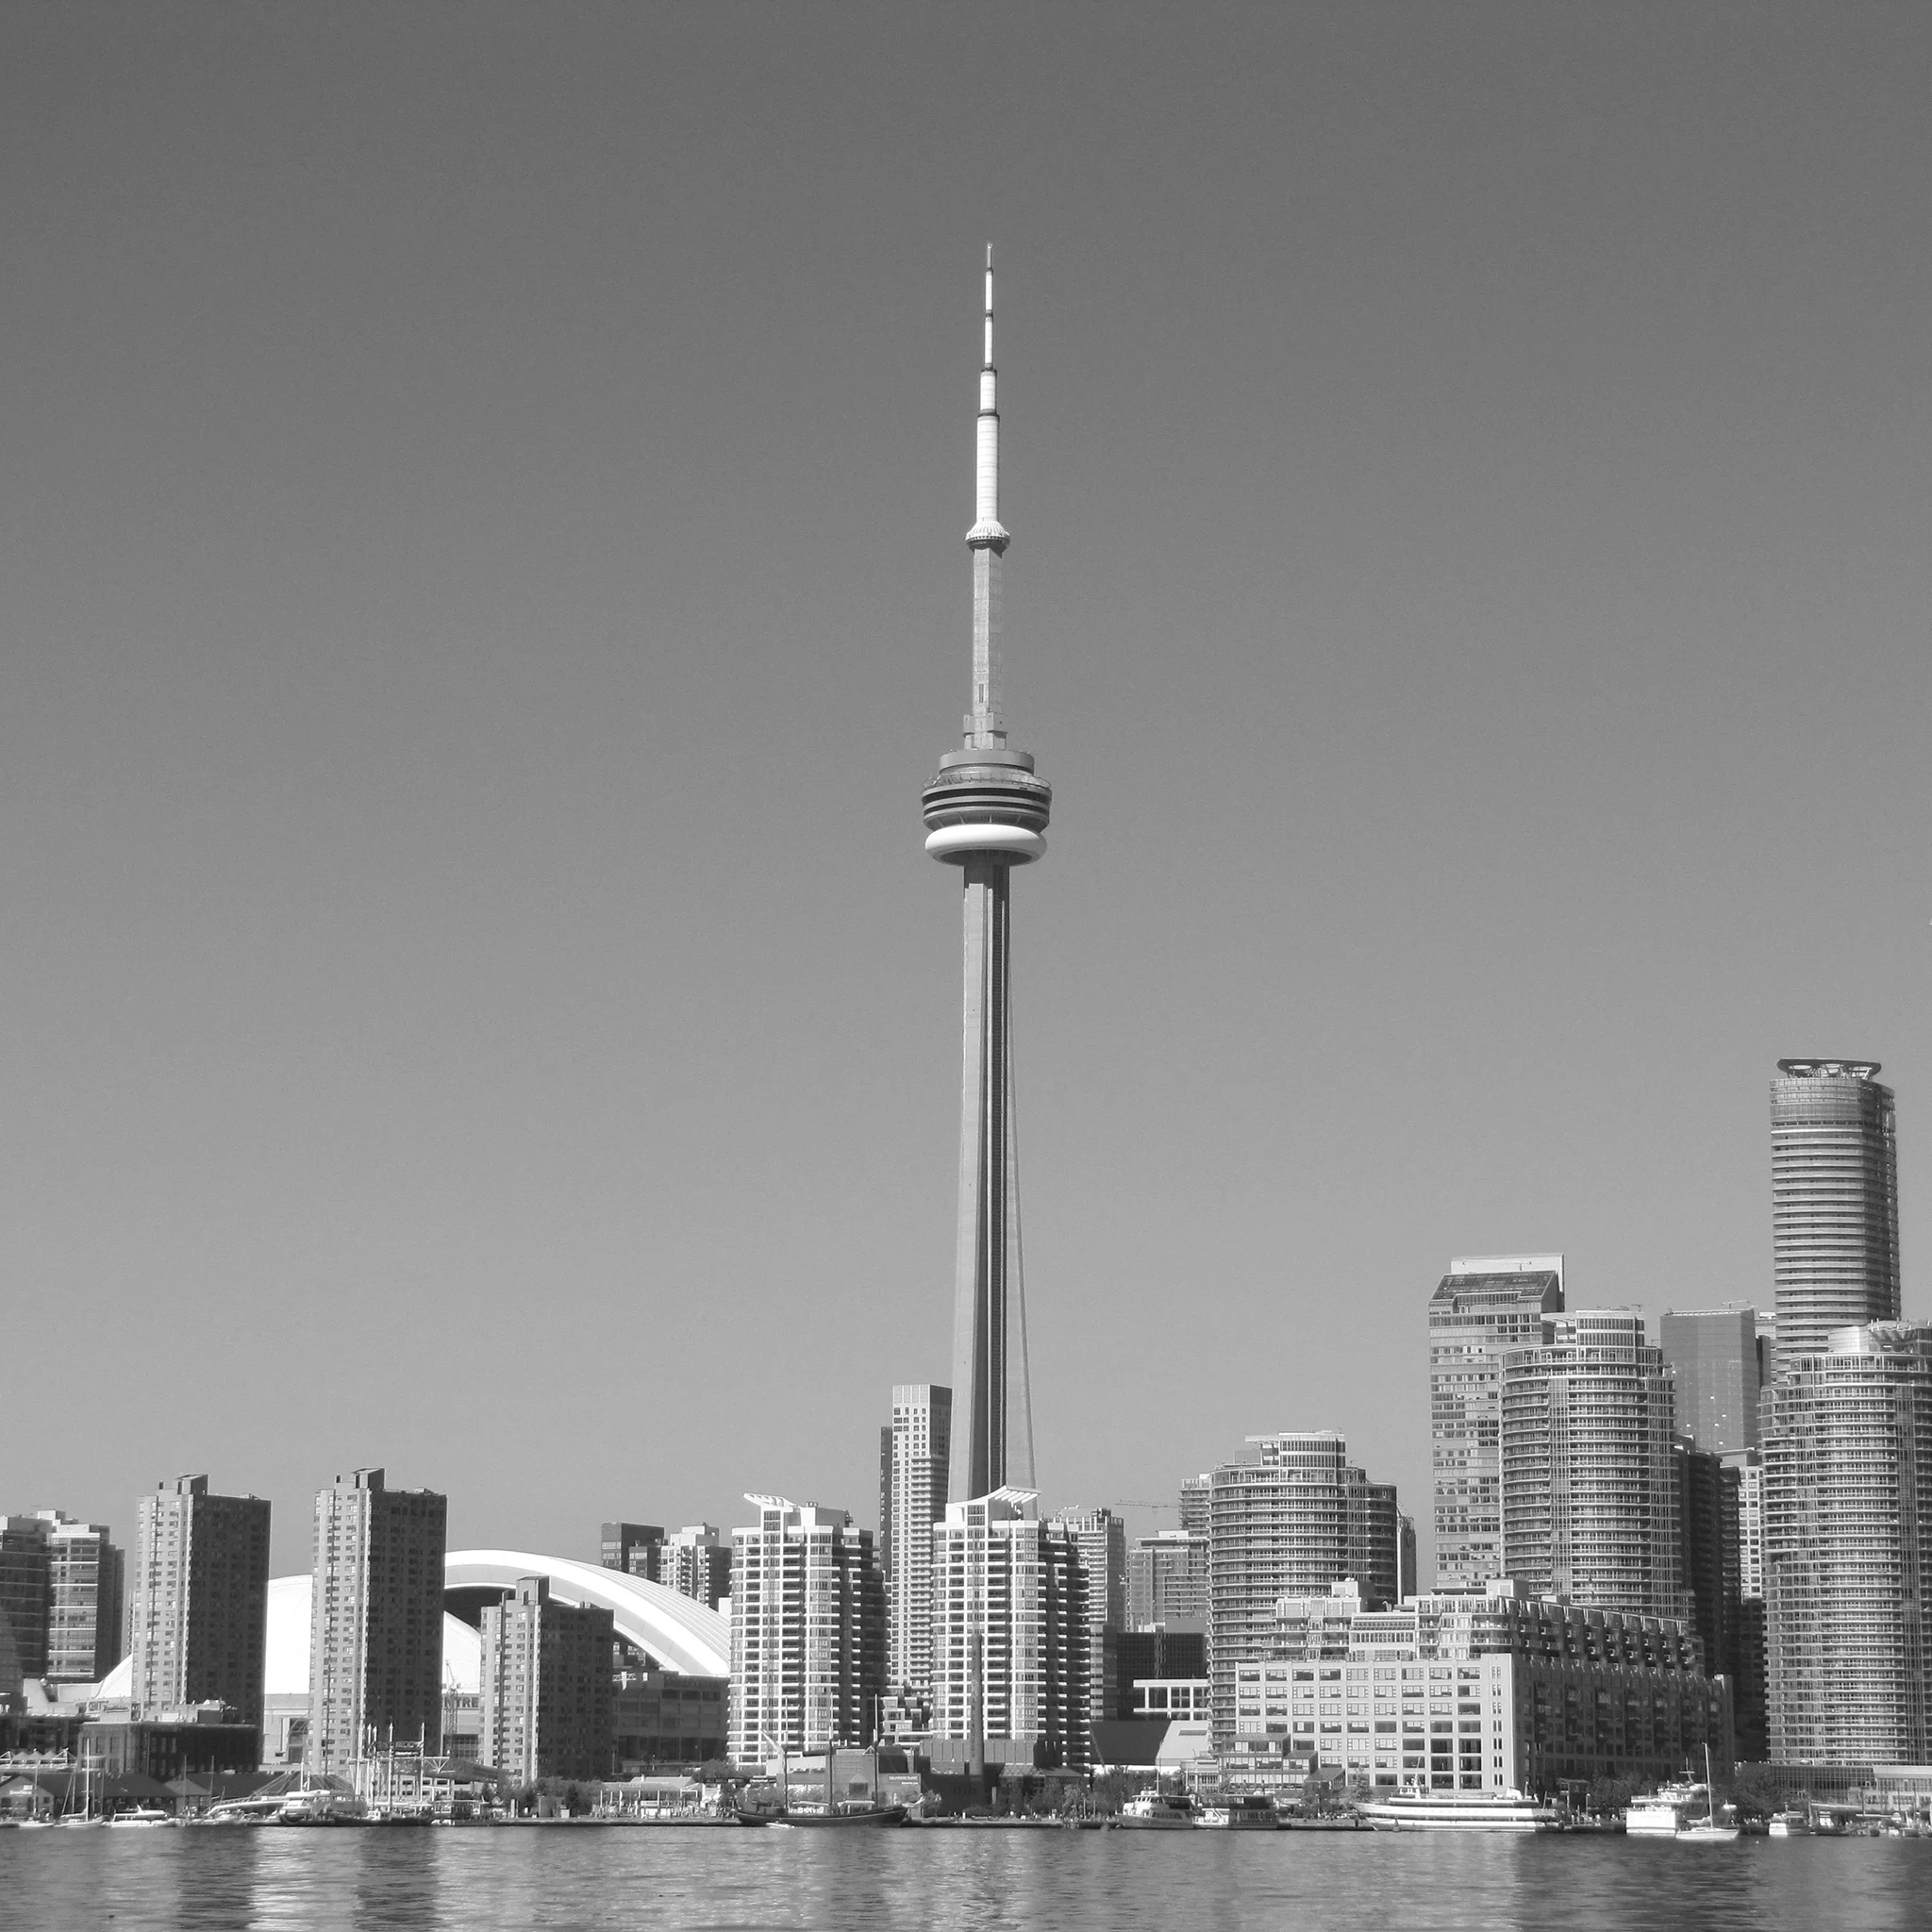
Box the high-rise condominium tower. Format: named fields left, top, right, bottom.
left=1428, top=1255, right=1566, bottom=1591
left=1049, top=1506, right=1125, bottom=1737
left=1500, top=1313, right=1682, bottom=1619
left=1126, top=1530, right=1209, bottom=1627
left=308, top=1468, right=447, bottom=1773
left=923, top=252, right=1053, bottom=1503
left=0, top=1511, right=125, bottom=1689
left=727, top=1497, right=884, bottom=1765
left=1658, top=1307, right=1769, bottom=1456
left=1206, top=1433, right=1401, bottom=1742
left=1771, top=1059, right=1899, bottom=1368
left=929, top=1490, right=1089, bottom=1772
left=880, top=1384, right=952, bottom=1702
left=128, top=1475, right=270, bottom=1736
left=478, top=1574, right=613, bottom=1784
left=1762, top=1323, right=1932, bottom=1765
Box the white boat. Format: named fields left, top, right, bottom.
left=1118, top=1790, right=1196, bottom=1829
left=1360, top=1787, right=1556, bottom=1832
left=108, top=1807, right=175, bottom=1828
left=1626, top=1750, right=1740, bottom=1842
left=1767, top=1811, right=1808, bottom=1838
left=1195, top=1794, right=1279, bottom=1830
left=277, top=1783, right=368, bottom=1825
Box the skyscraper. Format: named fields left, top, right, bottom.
left=0, top=1516, right=52, bottom=1688
left=1126, top=1530, right=1209, bottom=1628
left=44, top=1514, right=124, bottom=1685
left=1178, top=1474, right=1211, bottom=1537
left=308, top=1468, right=447, bottom=1773
left=923, top=252, right=1053, bottom=1503
left=1205, top=1433, right=1402, bottom=1741
left=658, top=1525, right=732, bottom=1611
left=1048, top=1506, right=1125, bottom=1739
left=1658, top=1306, right=1769, bottom=1456
left=1762, top=1322, right=1932, bottom=1765
left=599, top=1524, right=665, bottom=1578
left=478, top=1574, right=614, bottom=1784
left=128, top=1476, right=271, bottom=1738
left=727, top=1497, right=883, bottom=1766
left=1428, top=1255, right=1566, bottom=1591
left=929, top=1489, right=1089, bottom=1773
left=880, top=1384, right=952, bottom=1704
left=1500, top=1312, right=1682, bottom=1619
left=1771, top=1059, right=1899, bottom=1368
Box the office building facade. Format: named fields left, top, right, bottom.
left=308, top=1468, right=447, bottom=1774
left=599, top=1523, right=665, bottom=1579
left=1428, top=1255, right=1566, bottom=1591
left=611, top=1669, right=728, bottom=1772
left=1771, top=1060, right=1899, bottom=1368
left=929, top=1489, right=1089, bottom=1771
left=1659, top=1306, right=1769, bottom=1456
left=727, top=1497, right=883, bottom=1766
left=1762, top=1323, right=1932, bottom=1764
left=880, top=1383, right=952, bottom=1703
left=478, top=1574, right=614, bottom=1784
left=1500, top=1311, right=1682, bottom=1619
left=1206, top=1433, right=1403, bottom=1741
left=128, top=1475, right=271, bottom=1738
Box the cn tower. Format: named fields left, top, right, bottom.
left=922, top=249, right=1052, bottom=1503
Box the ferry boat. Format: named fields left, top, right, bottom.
left=1195, top=1794, right=1280, bottom=1830
left=1118, top=1790, right=1196, bottom=1830
left=1360, top=1787, right=1556, bottom=1832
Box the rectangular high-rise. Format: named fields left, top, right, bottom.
left=0, top=1517, right=52, bottom=1688
left=880, top=1384, right=952, bottom=1704
left=128, top=1475, right=271, bottom=1740
left=1048, top=1506, right=1124, bottom=1739
left=659, top=1525, right=732, bottom=1611
left=1428, top=1255, right=1565, bottom=1591
left=45, top=1514, right=124, bottom=1685
left=308, top=1468, right=447, bottom=1774
left=600, top=1523, right=665, bottom=1578
left=1500, top=1312, right=1682, bottom=1619
left=1771, top=1060, right=1899, bottom=1369
left=929, top=1490, right=1089, bottom=1771
left=1659, top=1307, right=1768, bottom=1456
left=1206, top=1433, right=1403, bottom=1742
left=1126, top=1530, right=1208, bottom=1627
left=1762, top=1322, right=1932, bottom=1764
left=478, top=1574, right=613, bottom=1784
left=727, top=1497, right=883, bottom=1766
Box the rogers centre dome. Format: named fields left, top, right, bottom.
left=97, top=1551, right=728, bottom=1698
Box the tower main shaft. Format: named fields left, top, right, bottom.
left=923, top=249, right=1052, bottom=1503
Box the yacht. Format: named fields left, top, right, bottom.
left=1360, top=1786, right=1557, bottom=1832
left=1625, top=1785, right=1700, bottom=1836
left=108, top=1807, right=175, bottom=1828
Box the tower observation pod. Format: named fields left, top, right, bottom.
left=922, top=249, right=1052, bottom=1503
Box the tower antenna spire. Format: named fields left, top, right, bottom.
left=923, top=249, right=1052, bottom=1503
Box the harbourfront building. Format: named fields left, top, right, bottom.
left=1762, top=1323, right=1932, bottom=1764
left=1658, top=1306, right=1770, bottom=1457
left=1500, top=1312, right=1683, bottom=1620
left=1126, top=1530, right=1208, bottom=1628
left=478, top=1574, right=613, bottom=1784
left=1237, top=1578, right=1728, bottom=1796
left=308, top=1468, right=447, bottom=1774
left=880, top=1383, right=952, bottom=1707
left=611, top=1669, right=728, bottom=1772
left=1206, top=1433, right=1403, bottom=1743
left=1771, top=1060, right=1899, bottom=1369
left=727, top=1498, right=883, bottom=1766
left=1428, top=1256, right=1566, bottom=1591
left=928, top=1489, right=1090, bottom=1772
left=128, top=1475, right=271, bottom=1740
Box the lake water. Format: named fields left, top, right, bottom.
left=1, top=1828, right=1926, bottom=1932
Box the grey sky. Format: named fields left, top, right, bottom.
left=5, top=5, right=1928, bottom=1576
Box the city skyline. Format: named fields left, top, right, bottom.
left=6, top=8, right=1932, bottom=1579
